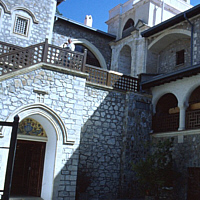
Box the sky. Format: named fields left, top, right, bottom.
left=57, top=0, right=200, bottom=32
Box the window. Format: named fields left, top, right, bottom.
left=13, top=15, right=29, bottom=36
left=176, top=50, right=184, bottom=65
left=123, top=19, right=134, bottom=31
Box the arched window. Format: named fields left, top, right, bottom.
left=153, top=93, right=179, bottom=133
left=122, top=19, right=135, bottom=38
left=75, top=44, right=101, bottom=67
left=123, top=19, right=134, bottom=31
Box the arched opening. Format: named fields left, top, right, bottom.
left=122, top=19, right=135, bottom=38
left=2, top=104, right=67, bottom=200
left=11, top=118, right=47, bottom=197
left=75, top=44, right=101, bottom=67
left=118, top=45, right=131, bottom=75
left=153, top=93, right=179, bottom=133
left=186, top=86, right=200, bottom=129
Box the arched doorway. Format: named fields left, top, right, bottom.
left=11, top=118, right=47, bottom=197
left=2, top=104, right=67, bottom=200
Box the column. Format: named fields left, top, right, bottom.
left=178, top=104, right=187, bottom=131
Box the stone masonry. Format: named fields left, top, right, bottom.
left=76, top=87, right=152, bottom=199
left=0, top=0, right=56, bottom=46
left=0, top=66, right=87, bottom=200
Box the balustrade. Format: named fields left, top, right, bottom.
left=0, top=39, right=139, bottom=92
left=186, top=109, right=200, bottom=129
left=153, top=113, right=179, bottom=133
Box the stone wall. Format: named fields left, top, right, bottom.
left=77, top=87, right=126, bottom=199
left=120, top=92, right=152, bottom=198
left=76, top=87, right=152, bottom=199
left=158, top=38, right=191, bottom=74
left=152, top=134, right=200, bottom=200
left=0, top=0, right=56, bottom=46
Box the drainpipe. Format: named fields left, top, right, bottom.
left=161, top=0, right=165, bottom=22
left=184, top=13, right=194, bottom=66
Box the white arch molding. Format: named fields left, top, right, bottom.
left=152, top=91, right=179, bottom=113
left=148, top=29, right=191, bottom=53
left=72, top=38, right=107, bottom=69
left=2, top=103, right=72, bottom=200
left=0, top=0, right=10, bottom=14
left=12, top=6, right=39, bottom=23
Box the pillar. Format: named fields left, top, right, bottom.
left=178, top=104, right=187, bottom=131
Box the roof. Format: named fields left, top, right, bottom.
left=57, top=0, right=64, bottom=6
left=141, top=4, right=200, bottom=37
left=55, top=14, right=116, bottom=39
left=141, top=64, right=200, bottom=89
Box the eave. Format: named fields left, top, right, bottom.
left=55, top=14, right=116, bottom=39
left=141, top=4, right=200, bottom=38
left=141, top=64, right=200, bottom=89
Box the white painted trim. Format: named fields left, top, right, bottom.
left=3, top=103, right=73, bottom=144
left=152, top=128, right=200, bottom=138
left=12, top=6, right=39, bottom=24
left=17, top=134, right=48, bottom=142
left=148, top=29, right=191, bottom=51
left=0, top=0, right=10, bottom=14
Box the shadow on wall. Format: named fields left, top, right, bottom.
left=53, top=89, right=152, bottom=200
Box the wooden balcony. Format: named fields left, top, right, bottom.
left=0, top=39, right=139, bottom=92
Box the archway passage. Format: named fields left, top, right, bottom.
left=11, top=140, right=46, bottom=197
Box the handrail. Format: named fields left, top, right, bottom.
left=0, top=41, right=22, bottom=56
left=85, top=64, right=139, bottom=91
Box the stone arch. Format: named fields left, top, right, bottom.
left=148, top=29, right=191, bottom=53
left=153, top=93, right=179, bottom=132
left=118, top=45, right=132, bottom=75
left=12, top=6, right=39, bottom=23
left=0, top=0, right=10, bottom=14
left=155, top=93, right=178, bottom=114
left=1, top=103, right=72, bottom=199
left=72, top=38, right=107, bottom=69
left=152, top=90, right=178, bottom=113
left=4, top=103, right=71, bottom=144
left=185, top=84, right=200, bottom=107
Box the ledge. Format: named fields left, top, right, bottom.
left=151, top=129, right=200, bottom=138
left=0, top=63, right=89, bottom=81
left=42, top=64, right=89, bottom=79
left=86, top=81, right=113, bottom=91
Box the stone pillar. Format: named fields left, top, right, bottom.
left=178, top=104, right=188, bottom=131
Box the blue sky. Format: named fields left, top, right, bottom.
left=57, top=0, right=199, bottom=32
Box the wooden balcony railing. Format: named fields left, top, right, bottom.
left=0, top=39, right=139, bottom=92
left=186, top=109, right=200, bottom=129
left=85, top=65, right=139, bottom=91
left=0, top=41, right=22, bottom=55
left=152, top=113, right=179, bottom=133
